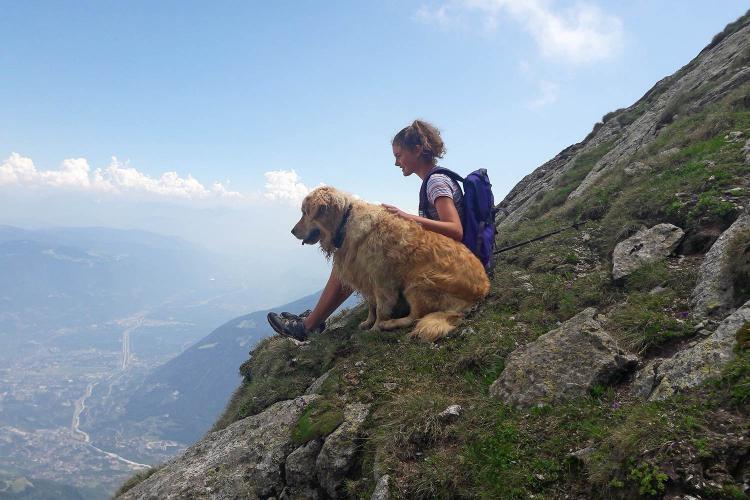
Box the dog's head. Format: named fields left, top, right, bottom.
left=292, top=186, right=350, bottom=253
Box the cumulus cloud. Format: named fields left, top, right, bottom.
left=0, top=153, right=326, bottom=207
left=417, top=0, right=624, bottom=65
left=262, top=169, right=316, bottom=206
left=0, top=153, right=243, bottom=201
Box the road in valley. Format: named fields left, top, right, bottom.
left=121, top=316, right=144, bottom=370
left=69, top=312, right=150, bottom=469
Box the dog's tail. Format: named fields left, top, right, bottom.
left=411, top=311, right=464, bottom=342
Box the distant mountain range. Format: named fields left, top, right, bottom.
left=0, top=225, right=275, bottom=362
left=0, top=224, right=340, bottom=497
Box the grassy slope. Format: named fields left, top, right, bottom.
left=118, top=14, right=750, bottom=496
left=211, top=83, right=750, bottom=499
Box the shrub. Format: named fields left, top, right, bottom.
left=628, top=462, right=669, bottom=496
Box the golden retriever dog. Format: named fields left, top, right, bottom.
left=291, top=186, right=490, bottom=341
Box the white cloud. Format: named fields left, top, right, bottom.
left=528, top=79, right=559, bottom=109
left=262, top=170, right=316, bottom=206
left=103, top=157, right=216, bottom=199
left=418, top=0, right=624, bottom=65
left=0, top=153, right=328, bottom=207
left=0, top=152, right=244, bottom=201
left=0, top=153, right=37, bottom=185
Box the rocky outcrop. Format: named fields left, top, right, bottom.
left=118, top=396, right=373, bottom=499
left=632, top=300, right=750, bottom=400
left=611, top=224, right=685, bottom=279
left=568, top=22, right=750, bottom=200
left=286, top=439, right=323, bottom=487
left=305, top=369, right=333, bottom=395
left=496, top=16, right=750, bottom=227
left=119, top=395, right=318, bottom=499
left=316, top=403, right=371, bottom=498
left=489, top=308, right=638, bottom=408
left=691, top=208, right=750, bottom=318
left=371, top=474, right=390, bottom=500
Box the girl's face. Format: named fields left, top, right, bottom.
left=392, top=143, right=423, bottom=177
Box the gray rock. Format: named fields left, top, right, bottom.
left=315, top=403, right=370, bottom=498
left=691, top=208, right=750, bottom=318
left=744, top=138, right=750, bottom=165
left=285, top=439, right=323, bottom=487
left=438, top=404, right=462, bottom=421
left=371, top=474, right=390, bottom=500
left=489, top=308, right=638, bottom=408
left=658, top=147, right=682, bottom=158
left=118, top=395, right=318, bottom=499
left=612, top=224, right=684, bottom=280
left=632, top=300, right=750, bottom=400
left=305, top=369, right=333, bottom=395
left=280, top=486, right=320, bottom=500
left=568, top=446, right=595, bottom=466
left=726, top=130, right=744, bottom=141
left=624, top=161, right=652, bottom=175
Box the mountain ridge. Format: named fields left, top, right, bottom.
left=117, top=11, right=750, bottom=499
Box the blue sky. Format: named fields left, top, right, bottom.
left=1, top=1, right=748, bottom=303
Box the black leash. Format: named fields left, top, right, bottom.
left=494, top=219, right=589, bottom=255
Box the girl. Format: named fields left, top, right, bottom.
left=267, top=119, right=464, bottom=340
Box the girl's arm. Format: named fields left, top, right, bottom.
left=382, top=196, right=463, bottom=241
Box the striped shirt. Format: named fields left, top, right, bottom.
left=421, top=173, right=464, bottom=221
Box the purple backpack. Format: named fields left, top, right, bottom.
left=419, top=167, right=497, bottom=273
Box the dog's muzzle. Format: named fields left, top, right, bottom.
left=301, top=228, right=321, bottom=245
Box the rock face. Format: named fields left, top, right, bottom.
left=496, top=18, right=750, bottom=228
left=632, top=300, right=750, bottom=401
left=611, top=224, right=685, bottom=279
left=118, top=396, right=373, bottom=499
left=286, top=439, right=323, bottom=487
left=489, top=308, right=638, bottom=408
left=305, top=369, right=333, bottom=395
left=691, top=208, right=750, bottom=318
left=119, top=395, right=318, bottom=500
left=316, top=403, right=371, bottom=498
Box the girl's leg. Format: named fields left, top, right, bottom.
left=303, top=270, right=353, bottom=331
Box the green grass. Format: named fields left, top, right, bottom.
left=180, top=70, right=750, bottom=500
left=557, top=105, right=750, bottom=260
left=526, top=140, right=617, bottom=219
left=292, top=398, right=344, bottom=445
left=607, top=289, right=695, bottom=354
left=212, top=317, right=356, bottom=432
left=114, top=466, right=162, bottom=497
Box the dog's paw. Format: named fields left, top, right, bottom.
left=359, top=319, right=375, bottom=330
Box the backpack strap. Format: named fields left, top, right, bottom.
left=418, top=167, right=464, bottom=219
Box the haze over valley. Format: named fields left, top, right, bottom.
left=0, top=225, right=328, bottom=498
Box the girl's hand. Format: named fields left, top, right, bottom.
left=381, top=203, right=411, bottom=220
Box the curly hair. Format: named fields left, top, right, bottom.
left=392, top=119, right=446, bottom=166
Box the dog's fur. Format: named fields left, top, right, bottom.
left=292, top=186, right=490, bottom=341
